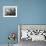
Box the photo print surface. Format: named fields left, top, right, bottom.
left=3, top=6, right=17, bottom=17
left=18, top=25, right=46, bottom=41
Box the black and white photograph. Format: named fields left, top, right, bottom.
left=3, top=6, right=17, bottom=17
left=18, top=25, right=46, bottom=46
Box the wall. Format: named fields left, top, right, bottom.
left=0, top=0, right=18, bottom=44
left=0, top=0, right=46, bottom=44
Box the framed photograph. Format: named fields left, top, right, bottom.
left=18, top=24, right=46, bottom=42
left=3, top=6, right=17, bottom=17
